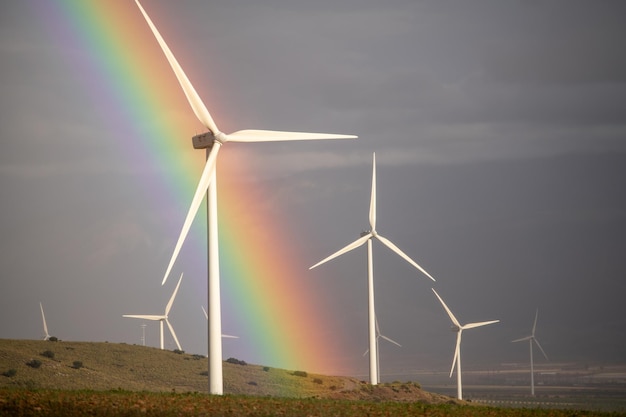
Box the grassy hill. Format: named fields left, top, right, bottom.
left=0, top=339, right=456, bottom=403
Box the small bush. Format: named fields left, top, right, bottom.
left=26, top=359, right=42, bottom=369
left=192, top=354, right=205, bottom=360
left=72, top=361, right=83, bottom=369
left=292, top=370, right=308, bottom=378
left=247, top=381, right=258, bottom=386
left=199, top=370, right=208, bottom=376
left=225, top=357, right=247, bottom=366
left=313, top=378, right=323, bottom=385
left=41, top=350, right=55, bottom=359
left=173, top=349, right=185, bottom=354
left=2, top=369, right=17, bottom=378
left=262, top=366, right=270, bottom=372
left=48, top=336, right=58, bottom=342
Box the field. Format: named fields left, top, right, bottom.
left=1, top=339, right=625, bottom=416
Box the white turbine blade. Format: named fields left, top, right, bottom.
left=362, top=348, right=369, bottom=357
left=512, top=335, right=532, bottom=343
left=450, top=332, right=462, bottom=378
left=123, top=314, right=164, bottom=321
left=379, top=334, right=402, bottom=348
left=165, top=273, right=184, bottom=316
left=227, top=129, right=356, bottom=142
left=162, top=145, right=220, bottom=285
left=222, top=334, right=239, bottom=339
left=463, top=320, right=499, bottom=330
left=532, top=308, right=539, bottom=336
left=377, top=235, right=435, bottom=281
left=134, top=0, right=219, bottom=134
left=369, top=153, right=376, bottom=231
left=431, top=288, right=461, bottom=327
left=165, top=319, right=182, bottom=351
left=309, top=233, right=371, bottom=269
left=201, top=305, right=208, bottom=320
left=40, top=302, right=49, bottom=338
left=534, top=338, right=549, bottom=360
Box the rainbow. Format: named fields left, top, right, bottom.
left=37, top=1, right=349, bottom=375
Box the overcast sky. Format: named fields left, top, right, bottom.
left=1, top=0, right=626, bottom=381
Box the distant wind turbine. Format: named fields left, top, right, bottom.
left=39, top=302, right=50, bottom=341
left=431, top=288, right=499, bottom=400
left=201, top=306, right=238, bottom=339
left=310, top=153, right=435, bottom=385
left=134, top=0, right=356, bottom=395
left=512, top=308, right=548, bottom=396
left=362, top=316, right=401, bottom=383
left=123, top=273, right=184, bottom=351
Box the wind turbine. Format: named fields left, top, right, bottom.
left=310, top=153, right=435, bottom=385
left=39, top=302, right=50, bottom=341
left=512, top=309, right=548, bottom=396
left=431, top=288, right=499, bottom=400
left=201, top=306, right=238, bottom=339
left=362, top=316, right=401, bottom=383
left=134, top=1, right=356, bottom=395
left=123, top=272, right=184, bottom=351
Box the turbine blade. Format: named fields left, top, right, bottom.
left=162, top=145, right=220, bottom=285
left=377, top=235, right=435, bottom=281
left=534, top=338, right=549, bottom=360
left=201, top=305, right=208, bottom=320
left=165, top=319, right=182, bottom=351
left=379, top=334, right=402, bottom=348
left=512, top=335, right=532, bottom=343
left=362, top=348, right=369, bottom=357
left=134, top=0, right=219, bottom=134
left=463, top=320, right=499, bottom=330
left=431, top=288, right=461, bottom=328
left=40, top=302, right=49, bottom=338
left=309, top=234, right=371, bottom=269
left=123, top=315, right=164, bottom=321
left=227, top=129, right=356, bottom=142
left=450, top=333, right=462, bottom=378
left=222, top=334, right=239, bottom=339
left=369, top=153, right=376, bottom=231
left=165, top=273, right=184, bottom=316
left=532, top=308, right=539, bottom=336
left=375, top=316, right=380, bottom=335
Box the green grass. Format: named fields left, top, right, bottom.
left=0, top=389, right=621, bottom=417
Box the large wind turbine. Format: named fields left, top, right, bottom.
left=123, top=273, right=184, bottom=351
left=512, top=309, right=548, bottom=396
left=134, top=1, right=356, bottom=395
left=310, top=153, right=434, bottom=385
left=39, top=302, right=50, bottom=341
left=362, top=316, right=401, bottom=383
left=431, top=288, right=499, bottom=400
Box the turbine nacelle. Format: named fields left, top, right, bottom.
left=192, top=132, right=215, bottom=149
left=450, top=325, right=461, bottom=333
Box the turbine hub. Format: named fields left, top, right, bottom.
left=451, top=325, right=460, bottom=332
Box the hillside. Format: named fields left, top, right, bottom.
left=0, top=339, right=459, bottom=404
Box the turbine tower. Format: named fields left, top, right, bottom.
left=310, top=153, right=435, bottom=385
left=512, top=309, right=548, bottom=396
left=201, top=306, right=239, bottom=339
left=362, top=316, right=401, bottom=383
left=134, top=0, right=356, bottom=395
left=123, top=273, right=184, bottom=351
left=431, top=288, right=499, bottom=400
left=39, top=302, right=50, bottom=341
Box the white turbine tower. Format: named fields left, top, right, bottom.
left=512, top=309, right=548, bottom=396
left=310, top=153, right=435, bottom=385
left=39, top=302, right=50, bottom=341
left=123, top=273, right=184, bottom=351
left=362, top=316, right=401, bottom=383
left=134, top=1, right=356, bottom=395
left=201, top=306, right=238, bottom=339
left=431, top=288, right=499, bottom=400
